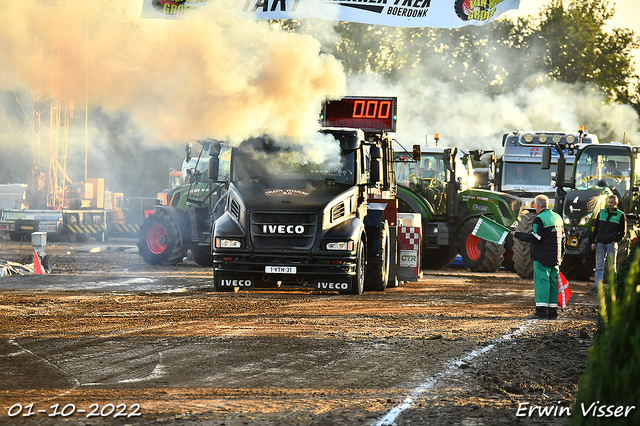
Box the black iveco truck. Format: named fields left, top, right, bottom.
left=208, top=97, right=400, bottom=295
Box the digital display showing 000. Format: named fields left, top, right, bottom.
left=322, top=96, right=397, bottom=132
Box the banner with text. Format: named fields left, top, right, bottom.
left=142, top=0, right=521, bottom=28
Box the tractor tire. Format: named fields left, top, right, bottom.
left=502, top=234, right=516, bottom=272
left=191, top=245, right=214, bottom=267
left=513, top=212, right=534, bottom=279
left=137, top=210, right=186, bottom=266
left=560, top=254, right=595, bottom=282
left=459, top=219, right=505, bottom=272
left=423, top=247, right=455, bottom=270
left=365, top=221, right=390, bottom=291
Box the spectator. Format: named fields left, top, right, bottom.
left=587, top=195, right=627, bottom=295
left=511, top=194, right=565, bottom=319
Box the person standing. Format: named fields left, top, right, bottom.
left=511, top=194, right=565, bottom=319
left=587, top=195, right=627, bottom=295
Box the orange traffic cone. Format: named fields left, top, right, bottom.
left=33, top=250, right=44, bottom=275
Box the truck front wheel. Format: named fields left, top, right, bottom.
left=345, top=239, right=365, bottom=295
left=137, top=210, right=186, bottom=265
left=365, top=221, right=389, bottom=291
left=459, top=219, right=505, bottom=272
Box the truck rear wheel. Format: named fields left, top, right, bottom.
left=137, top=210, right=186, bottom=265
left=513, top=212, right=534, bottom=279
left=459, top=219, right=505, bottom=272
left=365, top=221, right=389, bottom=291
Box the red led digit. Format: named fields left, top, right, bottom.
left=353, top=100, right=366, bottom=118
left=365, top=101, right=378, bottom=118
left=378, top=101, right=390, bottom=118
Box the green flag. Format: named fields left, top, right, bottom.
left=472, top=216, right=510, bottom=245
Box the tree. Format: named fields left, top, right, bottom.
left=304, top=0, right=639, bottom=107
left=531, top=0, right=640, bottom=104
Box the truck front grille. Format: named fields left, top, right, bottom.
left=250, top=211, right=317, bottom=250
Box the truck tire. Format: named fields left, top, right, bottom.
left=459, top=219, right=505, bottom=272
left=344, top=239, right=365, bottom=295
left=365, top=221, right=389, bottom=291
left=137, top=210, right=186, bottom=265
left=191, top=246, right=214, bottom=267
left=513, top=212, right=534, bottom=279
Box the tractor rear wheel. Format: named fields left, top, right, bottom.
left=459, top=219, right=505, bottom=272
left=137, top=210, right=186, bottom=265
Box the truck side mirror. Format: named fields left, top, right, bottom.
left=412, top=145, right=421, bottom=161
left=541, top=147, right=551, bottom=169
left=370, top=146, right=382, bottom=159
left=208, top=157, right=219, bottom=181
left=209, top=142, right=221, bottom=156
left=370, top=158, right=381, bottom=184
left=443, top=148, right=455, bottom=173
left=556, top=156, right=566, bottom=186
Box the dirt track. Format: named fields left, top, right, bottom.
left=0, top=238, right=599, bottom=425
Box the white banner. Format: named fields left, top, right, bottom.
left=142, top=0, right=521, bottom=28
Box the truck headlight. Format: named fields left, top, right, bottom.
left=215, top=238, right=242, bottom=248
left=564, top=217, right=571, bottom=225
left=326, top=241, right=353, bottom=251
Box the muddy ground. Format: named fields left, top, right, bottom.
left=0, top=237, right=599, bottom=425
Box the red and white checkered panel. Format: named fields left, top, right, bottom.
left=399, top=227, right=420, bottom=250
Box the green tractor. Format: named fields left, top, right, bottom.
left=544, top=142, right=640, bottom=280
left=394, top=137, right=524, bottom=271
left=137, top=140, right=226, bottom=266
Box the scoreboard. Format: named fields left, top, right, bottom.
left=321, top=96, right=397, bottom=132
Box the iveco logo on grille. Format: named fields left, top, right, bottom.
left=262, top=225, right=305, bottom=234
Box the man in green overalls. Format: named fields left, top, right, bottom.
left=511, top=194, right=566, bottom=320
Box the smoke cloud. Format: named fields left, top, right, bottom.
left=2, top=1, right=638, bottom=196
left=0, top=0, right=345, bottom=142
left=347, top=72, right=640, bottom=151
left=0, top=0, right=346, bottom=194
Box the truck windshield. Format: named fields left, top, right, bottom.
left=232, top=149, right=356, bottom=185
left=501, top=162, right=573, bottom=191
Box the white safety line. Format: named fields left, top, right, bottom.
left=376, top=322, right=531, bottom=426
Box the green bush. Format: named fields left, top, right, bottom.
left=571, top=246, right=640, bottom=425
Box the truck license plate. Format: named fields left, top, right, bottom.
left=265, top=266, right=296, bottom=274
